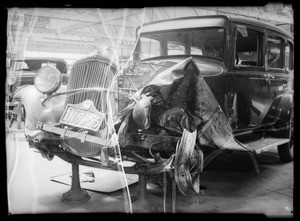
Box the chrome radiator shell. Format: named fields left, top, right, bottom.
left=66, top=56, right=118, bottom=113
left=62, top=55, right=118, bottom=157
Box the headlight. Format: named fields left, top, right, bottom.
left=34, top=65, right=62, bottom=94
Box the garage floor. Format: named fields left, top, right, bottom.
left=6, top=125, right=293, bottom=217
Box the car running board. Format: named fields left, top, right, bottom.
left=244, top=138, right=290, bottom=155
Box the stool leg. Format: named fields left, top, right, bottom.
left=132, top=174, right=157, bottom=213
left=61, top=163, right=91, bottom=204
left=137, top=174, right=147, bottom=201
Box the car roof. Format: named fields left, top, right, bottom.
left=12, top=57, right=67, bottom=73
left=229, top=15, right=293, bottom=39
left=138, top=15, right=228, bottom=33
left=138, top=15, right=293, bottom=40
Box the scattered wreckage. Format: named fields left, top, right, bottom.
left=12, top=15, right=294, bottom=211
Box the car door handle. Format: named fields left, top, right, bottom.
left=264, top=73, right=275, bottom=85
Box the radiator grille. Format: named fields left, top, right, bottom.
left=62, top=57, right=118, bottom=157
left=66, top=58, right=117, bottom=113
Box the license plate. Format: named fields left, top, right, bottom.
left=60, top=100, right=105, bottom=132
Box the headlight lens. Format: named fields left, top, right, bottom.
left=34, top=65, right=62, bottom=94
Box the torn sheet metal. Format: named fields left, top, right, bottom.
left=117, top=57, right=251, bottom=194
left=174, top=129, right=203, bottom=195
left=127, top=57, right=249, bottom=152
left=132, top=94, right=153, bottom=130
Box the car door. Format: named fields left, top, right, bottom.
left=264, top=32, right=292, bottom=93
left=230, top=23, right=272, bottom=130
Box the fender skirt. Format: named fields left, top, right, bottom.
left=261, top=89, right=294, bottom=134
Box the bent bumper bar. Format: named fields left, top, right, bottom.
left=35, top=122, right=111, bottom=147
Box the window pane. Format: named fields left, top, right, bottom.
left=168, top=42, right=185, bottom=55
left=140, top=37, right=161, bottom=60
left=267, top=35, right=283, bottom=69
left=235, top=28, right=263, bottom=67
left=138, top=28, right=225, bottom=60
left=285, top=43, right=290, bottom=70
left=191, top=46, right=203, bottom=55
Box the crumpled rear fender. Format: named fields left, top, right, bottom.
left=262, top=89, right=293, bottom=131
left=13, top=85, right=67, bottom=135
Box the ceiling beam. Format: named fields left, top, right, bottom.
left=58, top=9, right=142, bottom=33
left=10, top=27, right=135, bottom=43
left=25, top=42, right=97, bottom=54
left=58, top=31, right=135, bottom=41
left=11, top=33, right=134, bottom=49
left=13, top=8, right=101, bottom=23
left=38, top=37, right=132, bottom=46
left=24, top=40, right=134, bottom=55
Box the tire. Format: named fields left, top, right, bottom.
left=277, top=110, right=293, bottom=162
left=278, top=141, right=293, bottom=162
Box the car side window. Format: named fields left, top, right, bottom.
left=284, top=41, right=293, bottom=71
left=235, top=25, right=264, bottom=67
left=267, top=35, right=283, bottom=69
left=140, top=37, right=161, bottom=60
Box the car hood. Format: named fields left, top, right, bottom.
left=124, top=56, right=226, bottom=91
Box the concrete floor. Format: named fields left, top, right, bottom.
left=6, top=125, right=293, bottom=217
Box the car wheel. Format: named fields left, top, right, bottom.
left=277, top=112, right=293, bottom=162
left=278, top=140, right=293, bottom=162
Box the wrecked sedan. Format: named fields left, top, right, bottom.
left=13, top=15, right=294, bottom=205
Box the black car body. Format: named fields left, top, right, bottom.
left=119, top=15, right=294, bottom=162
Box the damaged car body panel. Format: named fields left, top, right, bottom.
left=117, top=57, right=251, bottom=194
left=13, top=15, right=293, bottom=202
left=121, top=57, right=249, bottom=151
